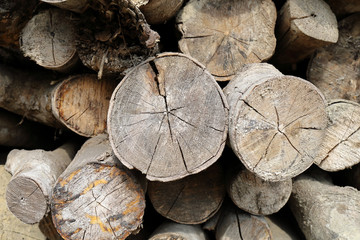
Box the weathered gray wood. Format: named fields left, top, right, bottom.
left=147, top=163, right=225, bottom=224
left=0, top=164, right=47, bottom=240
left=272, top=0, right=338, bottom=64
left=0, top=64, right=117, bottom=137
left=325, top=0, right=360, bottom=19
left=307, top=13, right=360, bottom=103
left=108, top=52, right=228, bottom=181
left=149, top=222, right=208, bottom=240
left=140, top=0, right=184, bottom=25
left=176, top=0, right=277, bottom=81
left=314, top=100, right=360, bottom=171
left=264, top=215, right=302, bottom=240
left=223, top=63, right=327, bottom=181
left=289, top=169, right=360, bottom=240
left=227, top=167, right=292, bottom=215
left=5, top=142, right=77, bottom=224
left=51, top=134, right=145, bottom=240
left=41, top=0, right=89, bottom=13
left=20, top=8, right=80, bottom=73
left=216, top=205, right=272, bottom=240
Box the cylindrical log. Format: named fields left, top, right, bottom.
left=314, top=100, right=360, bottom=171
left=149, top=222, right=208, bottom=240
left=307, top=13, right=360, bottom=103
left=0, top=108, right=55, bottom=149
left=223, top=63, right=327, bottom=181
left=140, top=0, right=184, bottom=25
left=51, top=134, right=146, bottom=240
left=0, top=0, right=37, bottom=48
left=289, top=169, right=360, bottom=240
left=148, top=163, right=225, bottom=224
left=20, top=8, right=80, bottom=73
left=5, top=142, right=77, bottom=224
left=176, top=0, right=277, bottom=81
left=0, top=64, right=118, bottom=137
left=227, top=167, right=292, bottom=215
left=41, top=0, right=89, bottom=13
left=325, top=0, right=360, bottom=19
left=108, top=52, right=228, bottom=181
left=0, top=164, right=47, bottom=239
left=272, top=0, right=338, bottom=64
left=215, top=205, right=272, bottom=240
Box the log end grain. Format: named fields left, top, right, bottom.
left=108, top=52, right=228, bottom=181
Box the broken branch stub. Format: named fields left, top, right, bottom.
left=108, top=52, right=228, bottom=181
left=223, top=63, right=327, bottom=181
left=176, top=0, right=277, bottom=81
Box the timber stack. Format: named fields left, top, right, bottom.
left=0, top=0, right=359, bottom=239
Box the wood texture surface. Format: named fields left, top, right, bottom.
left=176, top=0, right=277, bottom=81
left=149, top=222, right=208, bottom=240
left=41, top=0, right=89, bottom=13
left=140, top=0, right=184, bottom=25
left=108, top=52, right=228, bottom=181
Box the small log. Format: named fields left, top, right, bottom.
left=325, top=0, right=360, bottom=19
left=147, top=163, right=225, bottom=224
left=215, top=205, right=272, bottom=240
left=20, top=8, right=80, bottom=73
left=51, top=134, right=146, bottom=240
left=0, top=164, right=47, bottom=239
left=41, top=0, right=89, bottom=13
left=0, top=0, right=37, bottom=48
left=314, top=100, right=360, bottom=171
left=272, top=0, right=338, bottom=64
left=307, top=13, right=360, bottom=103
left=176, top=0, right=277, bottom=81
left=0, top=64, right=118, bottom=137
left=289, top=169, right=360, bottom=240
left=140, top=0, right=184, bottom=25
left=108, top=52, right=228, bottom=181
left=149, top=222, right=208, bottom=240
left=5, top=142, right=77, bottom=224
left=223, top=63, right=327, bottom=181
left=227, top=167, right=292, bottom=215
left=0, top=108, right=55, bottom=149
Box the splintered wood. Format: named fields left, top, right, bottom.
left=108, top=53, right=228, bottom=181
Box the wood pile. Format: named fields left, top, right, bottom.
left=0, top=0, right=359, bottom=239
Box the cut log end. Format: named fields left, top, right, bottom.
left=6, top=176, right=47, bottom=224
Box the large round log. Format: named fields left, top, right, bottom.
left=314, top=100, right=360, bottom=171
left=147, top=163, right=225, bottom=224
left=51, top=134, right=146, bottom=240
left=176, top=0, right=277, bottom=81
left=223, top=63, right=327, bottom=181
left=289, top=169, right=360, bottom=240
left=108, top=52, right=228, bottom=181
left=272, top=0, right=338, bottom=64
left=307, top=13, right=360, bottom=103
left=149, top=222, right=208, bottom=240
left=5, top=142, right=77, bottom=224
left=20, top=8, right=80, bottom=73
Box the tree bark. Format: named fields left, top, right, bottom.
left=51, top=134, right=146, bottom=240
left=41, top=0, right=89, bottom=13
left=0, top=165, right=47, bottom=240
left=140, top=0, right=184, bottom=25
left=149, top=222, right=208, bottom=240
left=227, top=167, right=292, bottom=215
left=176, top=0, right=277, bottom=81
left=307, top=13, right=360, bottom=103
left=314, top=100, right=360, bottom=171
left=325, top=0, right=360, bottom=19
left=272, top=0, right=338, bottom=64
left=147, top=163, right=225, bottom=224
left=108, top=52, right=228, bottom=181
left=0, top=0, right=38, bottom=48
left=0, top=64, right=118, bottom=137
left=20, top=8, right=80, bottom=73
left=289, top=169, right=360, bottom=240
left=0, top=108, right=55, bottom=149
left=215, top=204, right=272, bottom=240
left=223, top=63, right=327, bottom=181
left=5, top=142, right=77, bottom=224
